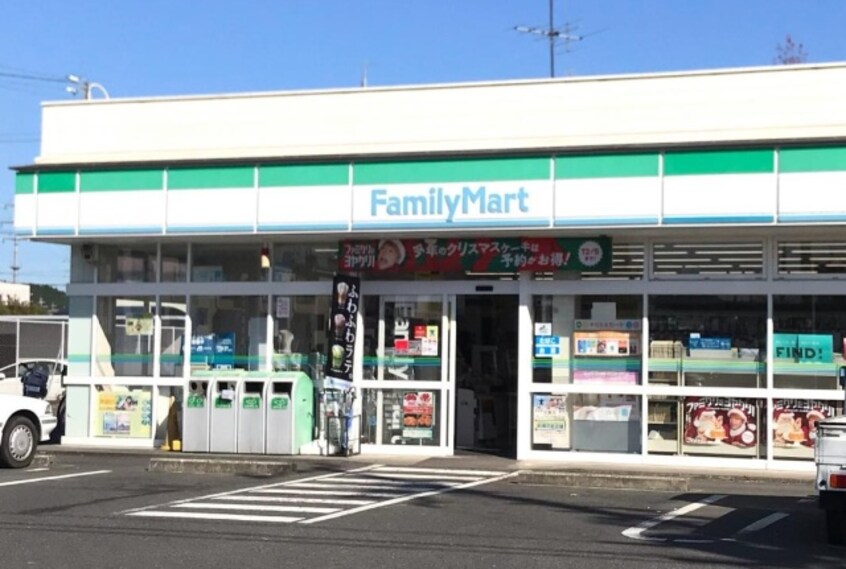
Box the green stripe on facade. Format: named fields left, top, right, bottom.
left=81, top=169, right=163, bottom=192
left=555, top=153, right=659, bottom=179
left=168, top=166, right=254, bottom=190
left=15, top=173, right=35, bottom=194
left=354, top=157, right=549, bottom=185
left=259, top=164, right=348, bottom=187
left=779, top=147, right=846, bottom=173
left=664, top=149, right=774, bottom=176
left=37, top=171, right=76, bottom=193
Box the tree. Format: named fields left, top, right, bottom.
left=775, top=34, right=808, bottom=65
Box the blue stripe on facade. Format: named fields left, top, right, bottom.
left=662, top=215, right=774, bottom=225
left=166, top=225, right=255, bottom=233
left=351, top=218, right=550, bottom=230
left=36, top=227, right=76, bottom=236
left=778, top=213, right=846, bottom=223
left=257, top=223, right=349, bottom=232
left=79, top=226, right=163, bottom=235
left=14, top=227, right=33, bottom=236
left=554, top=217, right=659, bottom=226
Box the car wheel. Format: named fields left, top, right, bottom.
left=0, top=415, right=38, bottom=468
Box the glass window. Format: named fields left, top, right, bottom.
left=192, top=243, right=264, bottom=282
left=189, top=296, right=267, bottom=372
left=362, top=296, right=444, bottom=382
left=652, top=242, right=764, bottom=278
left=271, top=295, right=331, bottom=380
left=777, top=241, right=846, bottom=277
left=161, top=244, right=188, bottom=282
left=361, top=388, right=441, bottom=446
left=532, top=295, right=642, bottom=385
left=772, top=399, right=841, bottom=461
left=160, top=296, right=187, bottom=377
left=97, top=245, right=157, bottom=283
left=92, top=385, right=153, bottom=439
left=648, top=296, right=766, bottom=388
left=647, top=396, right=764, bottom=458
left=272, top=243, right=338, bottom=282
left=94, top=297, right=155, bottom=377
left=531, top=393, right=641, bottom=453
left=773, top=295, right=846, bottom=390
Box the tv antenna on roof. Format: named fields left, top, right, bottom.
left=514, top=0, right=584, bottom=78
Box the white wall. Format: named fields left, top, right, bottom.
left=36, top=63, right=846, bottom=165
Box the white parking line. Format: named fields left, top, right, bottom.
left=27, top=468, right=49, bottom=473
left=300, top=471, right=520, bottom=525
left=0, top=470, right=111, bottom=488
left=129, top=511, right=303, bottom=523
left=283, top=482, right=445, bottom=491
left=175, top=503, right=339, bottom=514
left=252, top=488, right=398, bottom=498
left=622, top=495, right=727, bottom=542
left=737, top=512, right=789, bottom=534
left=373, top=467, right=506, bottom=477
left=215, top=495, right=375, bottom=506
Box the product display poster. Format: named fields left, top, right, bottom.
left=275, top=296, right=291, bottom=319
left=402, top=391, right=434, bottom=439
left=574, top=331, right=639, bottom=357
left=532, top=394, right=570, bottom=449
left=683, top=397, right=758, bottom=454
left=325, top=274, right=361, bottom=382
left=773, top=399, right=836, bottom=458
left=95, top=390, right=152, bottom=438
left=340, top=237, right=612, bottom=273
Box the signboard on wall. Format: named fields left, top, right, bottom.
left=339, top=237, right=612, bottom=273
left=532, top=394, right=570, bottom=449
left=94, top=390, right=152, bottom=438
left=325, top=274, right=361, bottom=383
left=773, top=333, right=833, bottom=363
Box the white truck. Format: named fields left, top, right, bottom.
left=815, top=414, right=846, bottom=545
left=0, top=394, right=57, bottom=468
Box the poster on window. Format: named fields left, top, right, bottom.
left=773, top=399, right=836, bottom=457
left=339, top=237, right=612, bottom=273
left=573, top=331, right=640, bottom=357
left=402, top=391, right=434, bottom=439
left=95, top=390, right=152, bottom=438
left=532, top=394, right=570, bottom=449
left=683, top=397, right=758, bottom=454
left=325, top=274, right=361, bottom=384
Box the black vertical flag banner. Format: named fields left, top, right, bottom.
left=325, top=274, right=361, bottom=383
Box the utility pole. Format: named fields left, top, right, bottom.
left=1, top=203, right=19, bottom=283
left=515, top=0, right=584, bottom=78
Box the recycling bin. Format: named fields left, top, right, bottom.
left=237, top=379, right=267, bottom=454
left=209, top=378, right=239, bottom=453
left=183, top=379, right=211, bottom=452
left=266, top=372, right=314, bottom=455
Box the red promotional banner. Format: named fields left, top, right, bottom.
left=339, top=237, right=611, bottom=273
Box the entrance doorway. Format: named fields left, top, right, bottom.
left=453, top=295, right=519, bottom=456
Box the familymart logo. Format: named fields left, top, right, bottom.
left=369, top=185, right=531, bottom=223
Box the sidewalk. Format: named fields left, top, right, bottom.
left=40, top=444, right=816, bottom=491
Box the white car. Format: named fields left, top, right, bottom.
left=0, top=359, right=67, bottom=409
left=0, top=393, right=57, bottom=468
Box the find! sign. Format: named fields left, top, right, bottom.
left=773, top=333, right=833, bottom=363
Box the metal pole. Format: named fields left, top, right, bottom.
left=549, top=0, right=555, bottom=78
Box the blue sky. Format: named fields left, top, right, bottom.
left=1, top=0, right=844, bottom=287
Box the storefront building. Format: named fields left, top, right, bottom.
left=14, top=63, right=846, bottom=471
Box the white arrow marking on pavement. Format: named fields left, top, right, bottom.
left=736, top=512, right=789, bottom=534
left=300, top=471, right=520, bottom=525
left=622, top=494, right=727, bottom=542
left=0, top=470, right=111, bottom=487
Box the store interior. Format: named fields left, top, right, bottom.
left=454, top=295, right=519, bottom=456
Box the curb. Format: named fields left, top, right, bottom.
left=515, top=470, right=689, bottom=492
left=148, top=457, right=297, bottom=477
